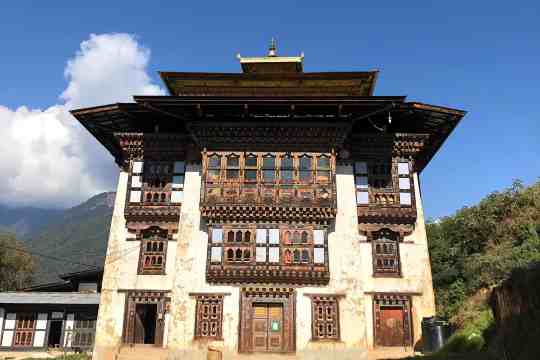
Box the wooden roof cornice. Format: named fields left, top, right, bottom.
left=70, top=96, right=465, bottom=172
left=159, top=71, right=379, bottom=97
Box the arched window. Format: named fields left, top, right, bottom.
left=284, top=250, right=292, bottom=264
left=151, top=256, right=156, bottom=265
left=244, top=231, right=251, bottom=243
left=293, top=250, right=301, bottom=263
left=227, top=249, right=234, bottom=261
left=145, top=256, right=150, bottom=265
left=262, top=154, right=275, bottom=182
left=299, top=155, right=312, bottom=182
left=160, top=193, right=167, bottom=202
left=226, top=154, right=240, bottom=179
left=146, top=193, right=152, bottom=202
left=235, top=249, right=243, bottom=261
left=159, top=242, right=164, bottom=252
left=293, top=232, right=301, bottom=244
left=208, top=154, right=221, bottom=179
left=227, top=231, right=235, bottom=243
left=157, top=256, right=162, bottom=265
left=243, top=250, right=250, bottom=262
left=317, top=155, right=331, bottom=181
left=301, top=250, right=310, bottom=263
left=284, top=231, right=290, bottom=244
left=152, top=242, right=158, bottom=252
left=245, top=154, right=258, bottom=181
left=301, top=231, right=309, bottom=243
left=235, top=231, right=242, bottom=242
left=153, top=193, right=159, bottom=202
left=281, top=154, right=294, bottom=183
left=146, top=242, right=152, bottom=252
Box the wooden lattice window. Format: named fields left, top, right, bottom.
left=310, top=296, right=340, bottom=341
left=14, top=313, right=36, bottom=347
left=194, top=295, right=224, bottom=339
left=373, top=229, right=401, bottom=276
left=72, top=317, right=96, bottom=348
left=316, top=155, right=331, bottom=182
left=208, top=154, right=222, bottom=180
left=138, top=227, right=168, bottom=275
left=226, top=154, right=240, bottom=179
left=128, top=160, right=185, bottom=205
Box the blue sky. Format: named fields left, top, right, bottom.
left=0, top=1, right=538, bottom=218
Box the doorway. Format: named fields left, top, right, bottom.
left=134, top=304, right=157, bottom=344
left=48, top=320, right=63, bottom=348
left=252, top=303, right=284, bottom=352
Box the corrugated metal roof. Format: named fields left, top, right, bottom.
left=0, top=292, right=100, bottom=305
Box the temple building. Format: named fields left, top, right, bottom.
left=71, top=41, right=465, bottom=360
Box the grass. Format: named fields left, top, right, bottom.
left=20, top=355, right=91, bottom=360
left=403, top=309, right=496, bottom=360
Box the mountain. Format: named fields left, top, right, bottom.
left=0, top=204, right=63, bottom=238
left=16, top=192, right=115, bottom=284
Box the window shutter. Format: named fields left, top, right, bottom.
left=269, top=229, right=280, bottom=244
left=131, top=175, right=142, bottom=188
left=398, top=162, right=410, bottom=175
left=256, top=229, right=267, bottom=244
left=313, top=230, right=325, bottom=245
left=399, top=193, right=412, bottom=205
left=132, top=161, right=144, bottom=174
left=269, top=247, right=279, bottom=263
left=171, top=190, right=183, bottom=203
left=211, top=247, right=222, bottom=262
left=211, top=229, right=223, bottom=243
left=314, top=248, right=325, bottom=264
left=129, top=190, right=141, bottom=203
left=256, top=247, right=267, bottom=262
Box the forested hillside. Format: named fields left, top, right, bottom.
left=425, top=179, right=540, bottom=357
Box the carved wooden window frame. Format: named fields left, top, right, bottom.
left=127, top=159, right=185, bottom=206
left=354, top=159, right=415, bottom=208
left=137, top=227, right=169, bottom=275
left=372, top=293, right=413, bottom=347
left=308, top=295, right=341, bottom=341
left=193, top=294, right=225, bottom=340
left=13, top=313, right=36, bottom=347
left=71, top=314, right=97, bottom=348
left=207, top=224, right=329, bottom=284
left=372, top=229, right=401, bottom=277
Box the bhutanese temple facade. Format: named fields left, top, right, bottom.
left=71, top=42, right=465, bottom=360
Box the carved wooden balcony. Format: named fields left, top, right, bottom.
left=357, top=190, right=417, bottom=224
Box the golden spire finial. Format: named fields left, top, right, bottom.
left=268, top=37, right=277, bottom=57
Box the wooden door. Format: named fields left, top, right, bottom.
left=379, top=306, right=405, bottom=346
left=251, top=304, right=283, bottom=352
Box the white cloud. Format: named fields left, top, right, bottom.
left=0, top=33, right=165, bottom=208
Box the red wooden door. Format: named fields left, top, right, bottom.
left=379, top=306, right=406, bottom=346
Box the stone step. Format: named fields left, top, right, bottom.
left=117, top=345, right=168, bottom=360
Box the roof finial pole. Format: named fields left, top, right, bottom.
left=268, top=37, right=277, bottom=57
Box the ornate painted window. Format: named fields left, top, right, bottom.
left=310, top=295, right=340, bottom=341
left=14, top=313, right=36, bottom=347
left=138, top=227, right=168, bottom=275
left=372, top=229, right=401, bottom=276
left=207, top=225, right=329, bottom=285
left=128, top=160, right=185, bottom=205
left=194, top=294, right=224, bottom=339
left=201, top=152, right=336, bottom=209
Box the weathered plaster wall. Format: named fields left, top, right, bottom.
left=93, top=163, right=435, bottom=360
left=93, top=171, right=179, bottom=360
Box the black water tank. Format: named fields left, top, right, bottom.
left=422, top=316, right=450, bottom=353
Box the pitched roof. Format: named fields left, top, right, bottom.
left=0, top=292, right=100, bottom=305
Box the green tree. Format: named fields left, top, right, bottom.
left=427, top=179, right=540, bottom=322
left=0, top=232, right=35, bottom=290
